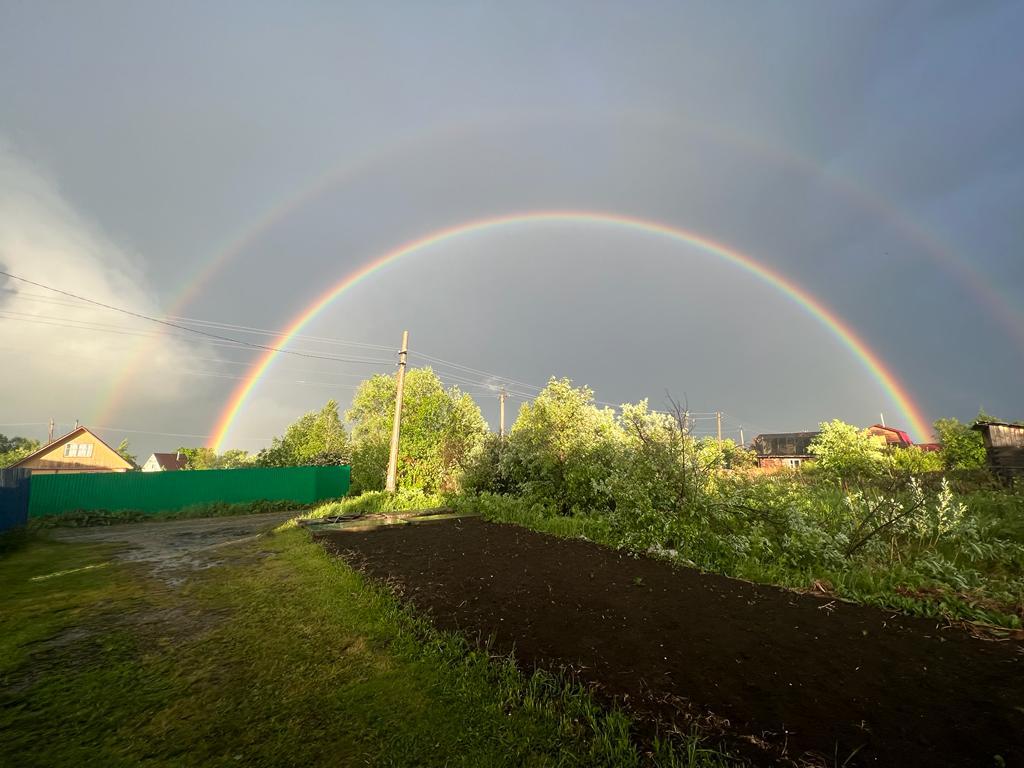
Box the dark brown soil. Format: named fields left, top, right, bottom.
left=317, top=518, right=1024, bottom=767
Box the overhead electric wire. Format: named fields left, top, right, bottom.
left=2, top=274, right=743, bottom=430
left=0, top=271, right=393, bottom=366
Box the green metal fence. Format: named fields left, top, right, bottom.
left=28, top=465, right=350, bottom=518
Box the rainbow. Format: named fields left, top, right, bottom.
left=208, top=211, right=932, bottom=451
left=93, top=118, right=1022, bottom=428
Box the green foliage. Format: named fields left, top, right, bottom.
left=307, top=488, right=444, bottom=520
left=0, top=433, right=40, bottom=468
left=175, top=447, right=254, bottom=470
left=346, top=368, right=487, bottom=493
left=934, top=416, right=987, bottom=470
left=886, top=445, right=944, bottom=475
left=256, top=400, right=349, bottom=468
left=116, top=438, right=137, bottom=467
left=28, top=499, right=303, bottom=528
left=498, top=378, right=622, bottom=514
left=808, top=420, right=886, bottom=479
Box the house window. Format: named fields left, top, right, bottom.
left=784, top=458, right=803, bottom=468
left=64, top=442, right=94, bottom=458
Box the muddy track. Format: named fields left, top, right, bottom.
left=318, top=517, right=1024, bottom=767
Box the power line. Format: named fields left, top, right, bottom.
left=0, top=271, right=393, bottom=366
left=2, top=273, right=751, bottom=430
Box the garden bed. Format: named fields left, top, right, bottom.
left=318, top=517, right=1024, bottom=767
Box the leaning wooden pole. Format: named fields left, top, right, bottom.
left=385, top=330, right=409, bottom=493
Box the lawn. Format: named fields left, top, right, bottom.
left=0, top=522, right=732, bottom=767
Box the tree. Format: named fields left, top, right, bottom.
left=886, top=445, right=944, bottom=475
left=0, top=433, right=41, bottom=468
left=501, top=378, right=622, bottom=513
left=176, top=447, right=254, bottom=470
left=256, top=400, right=350, bottom=468
left=933, top=416, right=987, bottom=471
left=346, top=368, right=487, bottom=493
left=808, top=420, right=886, bottom=479
left=116, top=438, right=137, bottom=467
left=219, top=449, right=254, bottom=469
left=177, top=447, right=221, bottom=470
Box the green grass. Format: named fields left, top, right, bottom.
left=27, top=498, right=307, bottom=528
left=0, top=524, right=738, bottom=767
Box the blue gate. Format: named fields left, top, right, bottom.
left=0, top=468, right=31, bottom=533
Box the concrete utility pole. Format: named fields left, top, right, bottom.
left=499, top=387, right=508, bottom=438
left=385, top=330, right=409, bottom=493
left=739, top=427, right=745, bottom=448
left=716, top=411, right=722, bottom=445
left=48, top=418, right=54, bottom=443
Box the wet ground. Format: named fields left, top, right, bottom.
left=50, top=511, right=296, bottom=584
left=319, top=517, right=1024, bottom=767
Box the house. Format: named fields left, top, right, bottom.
left=8, top=426, right=135, bottom=474
left=750, top=431, right=820, bottom=469
left=867, top=424, right=913, bottom=448
left=915, top=443, right=941, bottom=453
left=971, top=421, right=1024, bottom=481
left=141, top=452, right=188, bottom=472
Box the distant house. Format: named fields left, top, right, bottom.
left=8, top=426, right=134, bottom=475
left=915, top=443, right=941, bottom=453
left=867, top=424, right=913, bottom=448
left=141, top=452, right=188, bottom=472
left=750, top=432, right=820, bottom=469
left=971, top=421, right=1024, bottom=481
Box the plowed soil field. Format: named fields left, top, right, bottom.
left=318, top=518, right=1023, bottom=767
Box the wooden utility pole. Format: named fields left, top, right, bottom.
left=716, top=411, right=722, bottom=445
left=499, top=388, right=508, bottom=438
left=385, top=330, right=409, bottom=493
left=48, top=418, right=54, bottom=443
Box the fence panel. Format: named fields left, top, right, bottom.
left=28, top=465, right=350, bottom=518
left=0, top=468, right=32, bottom=532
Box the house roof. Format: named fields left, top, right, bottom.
left=148, top=452, right=188, bottom=471
left=868, top=424, right=914, bottom=446
left=972, top=421, right=1024, bottom=430
left=9, top=426, right=135, bottom=470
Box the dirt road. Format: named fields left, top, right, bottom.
left=319, top=517, right=1024, bottom=767
left=50, top=511, right=297, bottom=583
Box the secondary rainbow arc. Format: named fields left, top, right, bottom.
left=207, top=211, right=932, bottom=451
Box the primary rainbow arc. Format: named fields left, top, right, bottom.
left=208, top=210, right=932, bottom=451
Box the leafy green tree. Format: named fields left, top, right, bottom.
left=219, top=448, right=254, bottom=468
left=933, top=416, right=987, bottom=471
left=886, top=445, right=944, bottom=475
left=808, top=420, right=886, bottom=479
left=116, top=439, right=137, bottom=467
left=175, top=447, right=254, bottom=469
left=346, top=369, right=486, bottom=493
left=256, top=400, right=350, bottom=468
left=501, top=378, right=622, bottom=513
left=0, top=433, right=40, bottom=468
left=177, top=447, right=221, bottom=470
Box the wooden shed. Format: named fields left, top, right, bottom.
left=751, top=432, right=820, bottom=470
left=971, top=421, right=1024, bottom=481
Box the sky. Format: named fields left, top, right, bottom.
left=1, top=1, right=1022, bottom=457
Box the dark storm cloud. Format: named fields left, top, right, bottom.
left=0, top=1, right=1021, bottom=452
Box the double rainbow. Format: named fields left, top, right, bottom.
left=208, top=210, right=932, bottom=451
